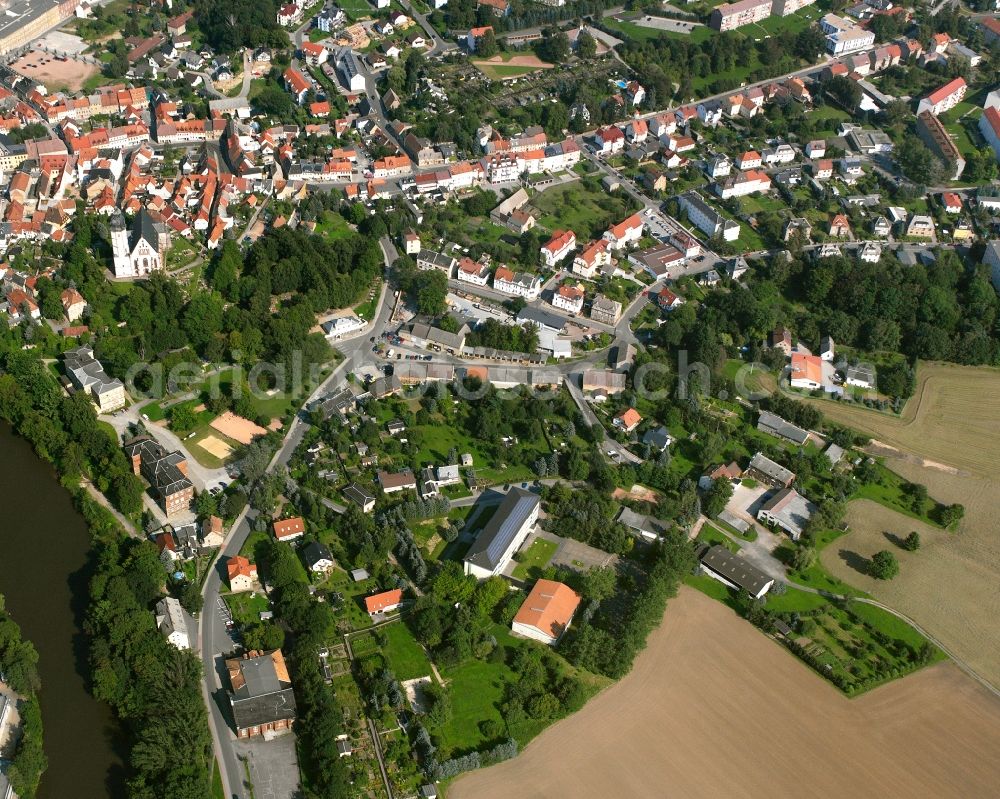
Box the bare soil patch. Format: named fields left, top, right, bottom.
left=452, top=588, right=1000, bottom=799
left=10, top=50, right=99, bottom=92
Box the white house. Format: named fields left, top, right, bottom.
left=155, top=597, right=189, bottom=650
left=494, top=266, right=542, bottom=299
left=322, top=316, right=366, bottom=339
left=602, top=213, right=644, bottom=250
left=552, top=285, right=584, bottom=314
left=541, top=229, right=576, bottom=266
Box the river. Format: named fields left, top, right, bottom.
left=0, top=424, right=125, bottom=798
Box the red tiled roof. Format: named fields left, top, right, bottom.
left=365, top=589, right=403, bottom=614
left=273, top=517, right=305, bottom=539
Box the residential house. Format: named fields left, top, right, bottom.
left=552, top=285, right=584, bottom=314
left=770, top=326, right=793, bottom=355
left=155, top=597, right=189, bottom=650
left=789, top=352, right=823, bottom=390
left=541, top=229, right=576, bottom=266
left=61, top=288, right=87, bottom=321
left=572, top=239, right=611, bottom=279
left=602, top=213, right=643, bottom=250
left=303, top=542, right=335, bottom=574
left=64, top=345, right=127, bottom=413
left=642, top=426, right=673, bottom=452
left=678, top=190, right=740, bottom=241
left=202, top=516, right=225, bottom=549
left=757, top=410, right=809, bottom=444
left=710, top=0, right=771, bottom=32
left=493, top=266, right=542, bottom=299
left=593, top=125, right=625, bottom=155
left=343, top=483, right=376, bottom=512
left=859, top=241, right=882, bottom=262
left=917, top=77, right=967, bottom=116
left=273, top=517, right=305, bottom=542
left=819, top=336, right=835, bottom=361
left=456, top=257, right=491, bottom=285
left=845, top=364, right=876, bottom=388
left=829, top=213, right=851, bottom=238
left=123, top=436, right=193, bottom=516
left=378, top=469, right=417, bottom=494
left=590, top=293, right=622, bottom=325
left=737, top=150, right=762, bottom=170
left=365, top=588, right=404, bottom=616
left=227, top=555, right=258, bottom=592
left=906, top=214, right=935, bottom=238
left=805, top=140, right=826, bottom=158
left=613, top=407, right=642, bottom=433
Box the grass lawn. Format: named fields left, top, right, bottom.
left=354, top=280, right=381, bottom=320
left=475, top=62, right=542, bottom=79
left=380, top=621, right=434, bottom=681
left=225, top=591, right=272, bottom=627
left=852, top=465, right=943, bottom=528
left=604, top=18, right=713, bottom=44
left=511, top=537, right=558, bottom=580
left=532, top=179, right=641, bottom=241
left=696, top=522, right=740, bottom=553
left=340, top=0, right=372, bottom=19
left=751, top=5, right=820, bottom=36
left=211, top=761, right=224, bottom=799
left=239, top=531, right=275, bottom=568
left=847, top=602, right=944, bottom=660
left=433, top=651, right=511, bottom=757
left=167, top=237, right=199, bottom=268
left=315, top=211, right=354, bottom=241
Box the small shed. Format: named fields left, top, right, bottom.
left=350, top=568, right=370, bottom=582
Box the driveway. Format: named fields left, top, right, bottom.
left=234, top=733, right=299, bottom=799
left=726, top=482, right=771, bottom=529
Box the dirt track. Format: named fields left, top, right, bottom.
left=452, top=588, right=1000, bottom=799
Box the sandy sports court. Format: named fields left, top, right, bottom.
left=210, top=411, right=267, bottom=446
left=10, top=50, right=99, bottom=93
left=197, top=435, right=233, bottom=460
left=452, top=588, right=1000, bottom=799
left=472, top=53, right=554, bottom=80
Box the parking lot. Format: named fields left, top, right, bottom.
left=234, top=733, right=300, bottom=799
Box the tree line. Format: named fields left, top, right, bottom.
left=0, top=596, right=46, bottom=798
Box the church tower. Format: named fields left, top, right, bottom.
left=110, top=211, right=132, bottom=278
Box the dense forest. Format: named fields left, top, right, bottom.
left=193, top=0, right=289, bottom=52
left=0, top=596, right=46, bottom=799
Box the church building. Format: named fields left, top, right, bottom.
left=111, top=210, right=169, bottom=278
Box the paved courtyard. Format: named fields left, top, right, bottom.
left=234, top=733, right=299, bottom=799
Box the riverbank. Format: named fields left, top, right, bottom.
left=451, top=587, right=1000, bottom=799
left=0, top=423, right=125, bottom=798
